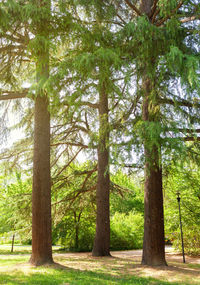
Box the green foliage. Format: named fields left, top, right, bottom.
left=0, top=173, right=31, bottom=241
left=53, top=211, right=95, bottom=252
left=0, top=255, right=192, bottom=285
left=110, top=171, right=144, bottom=215
left=158, top=0, right=178, bottom=17
left=110, top=211, right=144, bottom=250
left=164, top=161, right=200, bottom=255
left=52, top=167, right=144, bottom=252
left=172, top=225, right=200, bottom=256
left=110, top=172, right=144, bottom=250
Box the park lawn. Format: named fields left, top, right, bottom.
left=0, top=257, right=182, bottom=285
left=0, top=252, right=200, bottom=285
left=0, top=244, right=60, bottom=255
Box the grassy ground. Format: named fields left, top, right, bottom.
left=0, top=245, right=200, bottom=285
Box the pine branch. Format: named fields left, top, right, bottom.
left=184, top=137, right=200, bottom=142
left=79, top=101, right=99, bottom=109
left=150, top=0, right=159, bottom=19
left=81, top=166, right=97, bottom=192
left=52, top=185, right=96, bottom=206
left=156, top=0, right=184, bottom=26
left=0, top=90, right=28, bottom=101
left=53, top=148, right=83, bottom=179
left=0, top=45, right=24, bottom=53
left=152, top=8, right=160, bottom=23
left=0, top=32, right=28, bottom=45
left=116, top=13, right=127, bottom=25
left=73, top=165, right=97, bottom=176
left=176, top=128, right=200, bottom=133
left=180, top=15, right=200, bottom=23
left=159, top=97, right=200, bottom=109
left=124, top=0, right=142, bottom=16
left=51, top=142, right=89, bottom=148
left=51, top=147, right=68, bottom=168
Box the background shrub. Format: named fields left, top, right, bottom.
left=110, top=211, right=144, bottom=250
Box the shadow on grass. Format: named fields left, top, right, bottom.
left=54, top=254, right=200, bottom=279
left=0, top=263, right=195, bottom=285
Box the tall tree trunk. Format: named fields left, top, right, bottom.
left=92, top=84, right=110, bottom=257
left=29, top=0, right=53, bottom=266
left=141, top=77, right=167, bottom=266
left=139, top=0, right=167, bottom=266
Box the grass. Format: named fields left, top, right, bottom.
left=0, top=247, right=199, bottom=285
left=0, top=258, right=184, bottom=285
left=0, top=244, right=60, bottom=255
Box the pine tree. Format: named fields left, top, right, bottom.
left=29, top=0, right=53, bottom=264
left=0, top=0, right=54, bottom=265
left=109, top=0, right=199, bottom=265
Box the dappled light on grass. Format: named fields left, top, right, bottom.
left=0, top=250, right=200, bottom=284
left=129, top=264, right=200, bottom=284
left=53, top=251, right=200, bottom=284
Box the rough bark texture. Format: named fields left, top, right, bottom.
left=142, top=148, right=167, bottom=265
left=29, top=95, right=53, bottom=266
left=138, top=0, right=167, bottom=266
left=29, top=0, right=53, bottom=266
left=140, top=0, right=153, bottom=16
left=92, top=85, right=110, bottom=257
left=141, top=76, right=167, bottom=266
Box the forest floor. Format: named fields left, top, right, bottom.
left=53, top=247, right=200, bottom=284
left=0, top=246, right=200, bottom=284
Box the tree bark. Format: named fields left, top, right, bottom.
left=11, top=234, right=15, bottom=253
left=92, top=84, right=111, bottom=257
left=74, top=211, right=81, bottom=250
left=29, top=0, right=53, bottom=266
left=141, top=76, right=167, bottom=266
left=29, top=94, right=53, bottom=266
left=138, top=0, right=167, bottom=266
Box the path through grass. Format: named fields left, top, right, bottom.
left=0, top=246, right=199, bottom=284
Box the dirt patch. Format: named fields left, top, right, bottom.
left=1, top=248, right=199, bottom=284
left=53, top=248, right=200, bottom=284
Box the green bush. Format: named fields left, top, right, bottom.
left=53, top=212, right=95, bottom=252
left=110, top=211, right=144, bottom=250
left=74, top=223, right=95, bottom=252
left=171, top=226, right=200, bottom=256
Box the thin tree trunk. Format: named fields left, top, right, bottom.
left=74, top=211, right=81, bottom=250
left=11, top=234, right=15, bottom=253
left=141, top=76, right=167, bottom=266
left=29, top=0, right=53, bottom=266
left=92, top=84, right=110, bottom=257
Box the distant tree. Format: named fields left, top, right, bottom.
left=0, top=172, right=32, bottom=248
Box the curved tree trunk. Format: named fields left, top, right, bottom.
left=92, top=84, right=111, bottom=256
left=29, top=0, right=53, bottom=266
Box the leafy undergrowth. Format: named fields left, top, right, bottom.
left=0, top=251, right=199, bottom=285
